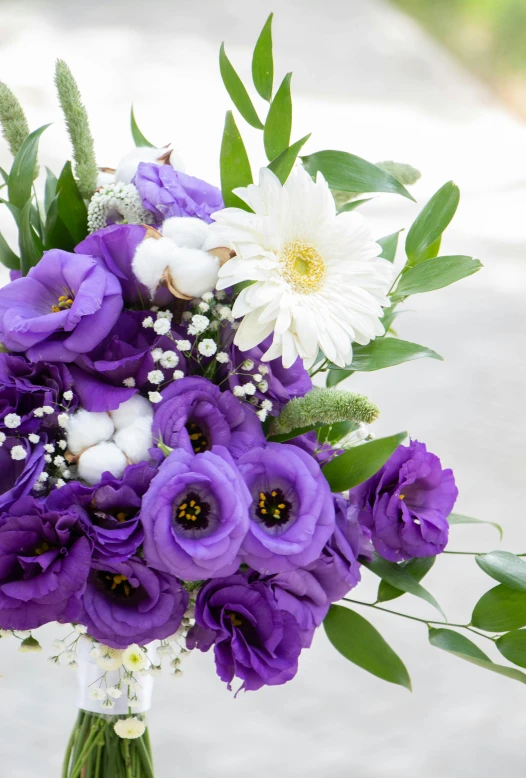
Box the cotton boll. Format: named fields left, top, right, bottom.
left=113, top=417, right=153, bottom=464
left=67, top=410, right=114, bottom=456
left=162, top=217, right=209, bottom=249
left=132, top=237, right=179, bottom=296
left=78, top=442, right=127, bottom=485
left=166, top=247, right=220, bottom=299
left=110, top=394, right=153, bottom=431
left=115, top=147, right=167, bottom=184
left=97, top=169, right=116, bottom=187
left=169, top=150, right=186, bottom=173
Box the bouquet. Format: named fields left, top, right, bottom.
left=0, top=13, right=525, bottom=777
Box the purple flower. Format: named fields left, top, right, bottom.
left=152, top=376, right=265, bottom=459
left=261, top=568, right=330, bottom=648
left=0, top=250, right=123, bottom=362
left=0, top=354, right=77, bottom=435
left=238, top=443, right=335, bottom=574
left=141, top=446, right=251, bottom=581
left=79, top=556, right=188, bottom=648
left=0, top=438, right=45, bottom=512
left=71, top=310, right=186, bottom=412
left=134, top=163, right=223, bottom=224
left=307, top=494, right=373, bottom=602
left=350, top=440, right=457, bottom=562
left=187, top=572, right=302, bottom=692
left=47, top=461, right=158, bottom=562
left=0, top=496, right=91, bottom=630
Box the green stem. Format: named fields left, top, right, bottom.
left=136, top=735, right=156, bottom=778
left=62, top=710, right=82, bottom=778
left=69, top=719, right=102, bottom=778
left=309, top=358, right=329, bottom=378
left=93, top=732, right=103, bottom=778
left=69, top=710, right=90, bottom=775
left=122, top=739, right=133, bottom=778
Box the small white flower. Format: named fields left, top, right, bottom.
left=175, top=340, right=191, bottom=351
left=148, top=391, right=163, bottom=404
left=128, top=698, right=142, bottom=709
left=233, top=386, right=246, bottom=398
left=188, top=314, right=209, bottom=334
left=102, top=698, right=115, bottom=710
left=44, top=454, right=52, bottom=463
left=0, top=432, right=5, bottom=446
left=107, top=686, right=122, bottom=699
left=10, top=445, right=27, bottom=461
left=4, top=413, right=21, bottom=429
left=243, top=383, right=256, bottom=396
left=32, top=483, right=44, bottom=493
left=259, top=365, right=270, bottom=375
left=44, top=444, right=55, bottom=454
left=74, top=624, right=88, bottom=634
left=198, top=301, right=209, bottom=313
left=261, top=399, right=273, bottom=412
left=42, top=406, right=54, bottom=415
left=149, top=666, right=162, bottom=678
left=63, top=390, right=74, bottom=402
left=156, top=644, right=174, bottom=658
left=38, top=472, right=49, bottom=482
left=208, top=319, right=220, bottom=332
left=258, top=380, right=269, bottom=393
left=198, top=339, right=217, bottom=357
left=142, top=316, right=154, bottom=329
left=150, top=306, right=159, bottom=313
left=122, top=644, right=148, bottom=673
left=0, top=630, right=12, bottom=639
left=241, top=360, right=254, bottom=371
left=201, top=292, right=214, bottom=303
left=58, top=440, right=68, bottom=450
left=59, top=650, right=76, bottom=665
left=257, top=409, right=268, bottom=422
left=216, top=305, right=234, bottom=322
left=19, top=636, right=42, bottom=653
left=151, top=348, right=164, bottom=363
left=156, top=310, right=173, bottom=321
left=33, top=408, right=45, bottom=418
left=114, top=717, right=146, bottom=740
left=55, top=479, right=66, bottom=489
left=14, top=630, right=31, bottom=639
left=53, top=455, right=66, bottom=467
left=63, top=470, right=71, bottom=479
left=153, top=318, right=171, bottom=336
left=172, top=370, right=184, bottom=381
left=28, top=433, right=40, bottom=444
left=147, top=370, right=164, bottom=385
left=57, top=413, right=69, bottom=429
left=253, top=373, right=262, bottom=382
left=182, top=311, right=192, bottom=321
left=159, top=351, right=178, bottom=369
left=171, top=668, right=184, bottom=679
left=123, top=377, right=136, bottom=388
left=89, top=688, right=106, bottom=701
left=52, top=639, right=66, bottom=650
left=95, top=648, right=124, bottom=671
left=215, top=352, right=229, bottom=364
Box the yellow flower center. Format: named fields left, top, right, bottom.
left=280, top=240, right=325, bottom=294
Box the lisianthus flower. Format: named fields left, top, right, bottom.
left=186, top=572, right=302, bottom=692
left=79, top=556, right=188, bottom=649
left=238, top=442, right=335, bottom=574
left=0, top=496, right=92, bottom=630
left=0, top=250, right=123, bottom=362
left=134, top=162, right=223, bottom=224
left=350, top=440, right=457, bottom=562
left=141, top=446, right=251, bottom=580
left=214, top=166, right=394, bottom=368
left=0, top=437, right=46, bottom=511
left=152, top=376, right=265, bottom=460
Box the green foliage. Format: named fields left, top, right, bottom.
left=252, top=13, right=274, bottom=101
left=316, top=420, right=357, bottom=445
left=54, top=60, right=98, bottom=200
left=8, top=125, right=49, bottom=212
left=376, top=160, right=421, bottom=186
left=476, top=552, right=526, bottom=592
left=0, top=232, right=20, bottom=270
left=219, top=43, right=264, bottom=130
left=428, top=628, right=526, bottom=684
left=269, top=387, right=379, bottom=436
left=377, top=230, right=402, bottom=263
left=0, top=82, right=30, bottom=158
left=448, top=512, right=503, bottom=540
left=392, top=255, right=482, bottom=300
left=219, top=111, right=253, bottom=210
left=365, top=552, right=445, bottom=618
left=405, top=181, right=460, bottom=265
left=267, top=134, right=310, bottom=184
left=322, top=431, right=407, bottom=492
left=377, top=556, right=436, bottom=603
left=264, top=72, right=292, bottom=161
left=130, top=106, right=155, bottom=148
left=496, top=630, right=526, bottom=668
left=327, top=339, right=442, bottom=385
left=19, top=199, right=44, bottom=274
left=324, top=605, right=411, bottom=690
left=336, top=197, right=372, bottom=213
left=44, top=161, right=88, bottom=251
left=44, top=167, right=58, bottom=215
left=472, top=585, right=526, bottom=632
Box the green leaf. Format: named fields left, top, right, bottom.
left=326, top=368, right=352, bottom=388
left=301, top=150, right=415, bottom=201
left=405, top=181, right=460, bottom=265
left=0, top=231, right=20, bottom=270
left=324, top=605, right=411, bottom=690
left=496, top=630, right=526, bottom=668
left=0, top=167, right=9, bottom=184
left=44, top=196, right=76, bottom=253
left=267, top=134, right=310, bottom=184
left=448, top=512, right=503, bottom=541
left=8, top=124, right=50, bottom=211
left=476, top=552, right=526, bottom=593
left=429, top=627, right=526, bottom=684
left=252, top=13, right=274, bottom=101
left=329, top=338, right=443, bottom=374
left=19, top=199, right=44, bottom=274
left=44, top=167, right=58, bottom=215
left=472, top=585, right=526, bottom=632
left=267, top=423, right=324, bottom=443
left=392, top=255, right=482, bottom=300
left=264, top=73, right=292, bottom=161
left=322, top=431, right=407, bottom=492
left=55, top=161, right=88, bottom=244
left=376, top=161, right=421, bottom=186
left=219, top=111, right=253, bottom=210
left=316, top=420, right=356, bottom=445
left=130, top=106, right=155, bottom=148
left=377, top=231, right=401, bottom=263
left=219, top=43, right=264, bottom=130
left=365, top=552, right=445, bottom=619
left=337, top=198, right=372, bottom=213
left=417, top=235, right=442, bottom=262
left=377, top=556, right=436, bottom=603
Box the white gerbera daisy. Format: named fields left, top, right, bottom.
left=214, top=166, right=394, bottom=368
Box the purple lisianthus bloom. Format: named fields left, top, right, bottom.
left=134, top=162, right=223, bottom=224
left=308, top=494, right=373, bottom=602
left=288, top=430, right=340, bottom=467
left=238, top=443, right=335, bottom=574
left=152, top=376, right=265, bottom=459
left=79, top=556, right=188, bottom=648
left=70, top=310, right=186, bottom=412
left=0, top=250, right=123, bottom=362
left=0, top=354, right=77, bottom=435
left=187, top=572, right=302, bottom=692
left=261, top=568, right=330, bottom=648
left=0, top=438, right=45, bottom=511
left=351, top=440, right=458, bottom=562
left=47, top=461, right=157, bottom=562
left=0, top=496, right=92, bottom=630
left=141, top=446, right=251, bottom=581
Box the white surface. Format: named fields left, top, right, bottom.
left=0, top=1, right=526, bottom=776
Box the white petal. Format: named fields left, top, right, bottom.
left=67, top=411, right=114, bottom=456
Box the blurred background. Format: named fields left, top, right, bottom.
left=0, top=0, right=525, bottom=776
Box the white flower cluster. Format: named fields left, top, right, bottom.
left=87, top=181, right=153, bottom=234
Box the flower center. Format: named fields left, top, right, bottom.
left=98, top=572, right=132, bottom=598
left=256, top=488, right=292, bottom=528
left=34, top=541, right=53, bottom=556
left=51, top=294, right=74, bottom=313
left=186, top=422, right=209, bottom=455
left=174, top=490, right=211, bottom=531
left=226, top=610, right=243, bottom=628
left=280, top=240, right=326, bottom=294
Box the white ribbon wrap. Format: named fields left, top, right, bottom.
left=76, top=638, right=154, bottom=715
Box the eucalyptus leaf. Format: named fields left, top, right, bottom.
left=405, top=181, right=459, bottom=265
left=365, top=552, right=445, bottom=619
left=267, top=134, right=310, bottom=184
left=377, top=231, right=402, bottom=263
left=264, top=73, right=292, bottom=161
left=130, top=106, right=155, bottom=148
left=377, top=556, right=436, bottom=603
left=472, top=585, right=526, bottom=632
left=322, top=431, right=407, bottom=492
left=476, top=552, right=526, bottom=593
left=324, top=605, right=411, bottom=690
left=19, top=199, right=44, bottom=274
left=0, top=231, right=20, bottom=270
left=8, top=124, right=50, bottom=211
left=252, top=13, right=274, bottom=102
left=429, top=628, right=526, bottom=684
left=219, top=43, right=264, bottom=130
left=329, top=339, right=443, bottom=374
left=496, top=630, right=526, bottom=668
left=448, top=512, right=503, bottom=540
left=392, top=255, right=482, bottom=300
left=302, top=150, right=414, bottom=201
left=220, top=111, right=253, bottom=210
